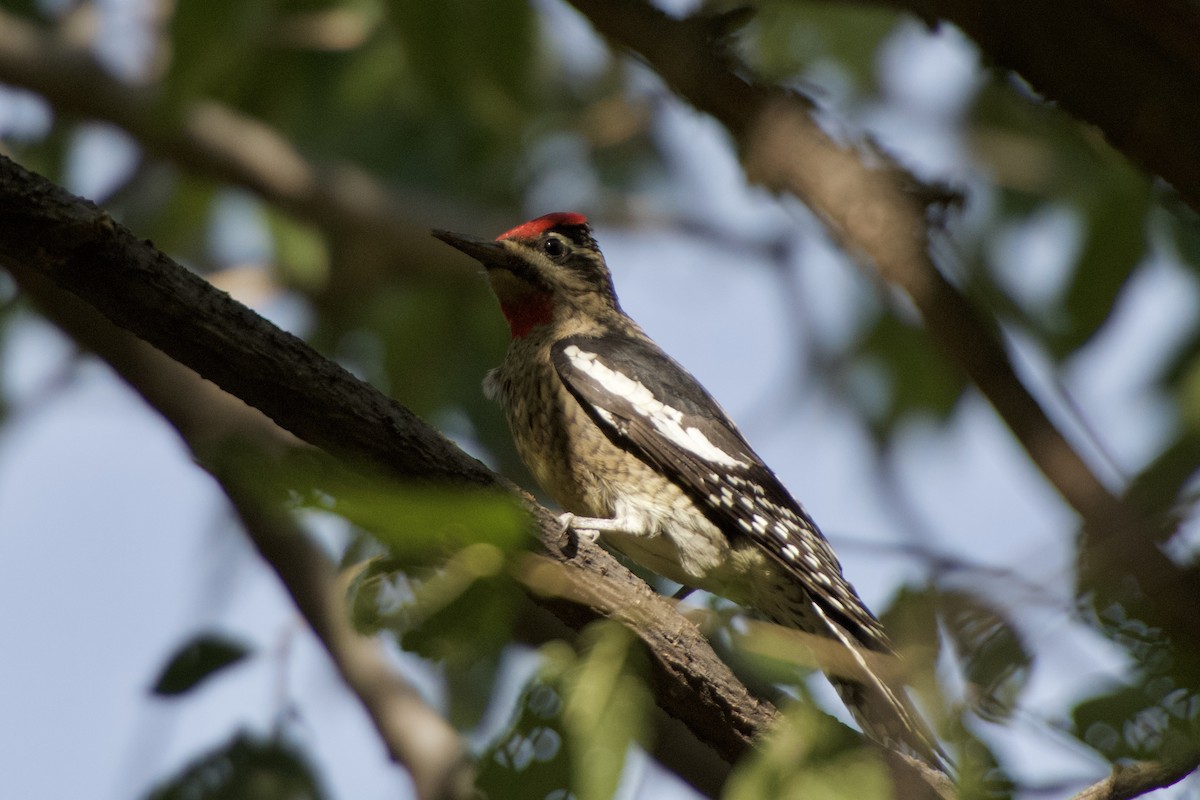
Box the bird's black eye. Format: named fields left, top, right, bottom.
left=542, top=237, right=566, bottom=259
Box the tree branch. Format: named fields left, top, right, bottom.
left=0, top=8, right=493, bottom=284
left=0, top=153, right=784, bottom=786
left=1069, top=752, right=1200, bottom=800
left=843, top=0, right=1200, bottom=215
left=9, top=267, right=476, bottom=800
left=565, top=0, right=1200, bottom=648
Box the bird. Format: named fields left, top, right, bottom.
left=433, top=211, right=948, bottom=770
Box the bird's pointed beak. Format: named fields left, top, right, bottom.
left=432, top=229, right=508, bottom=268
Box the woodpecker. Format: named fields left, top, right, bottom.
left=433, top=212, right=947, bottom=769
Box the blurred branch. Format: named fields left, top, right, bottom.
left=1069, top=751, right=1200, bottom=800
left=0, top=7, right=488, bottom=284
left=7, top=271, right=475, bottom=800
left=842, top=0, right=1200, bottom=215
left=565, top=0, right=1200, bottom=647
left=0, top=154, right=788, bottom=789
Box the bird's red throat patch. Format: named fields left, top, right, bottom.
left=500, top=291, right=554, bottom=339
left=489, top=268, right=554, bottom=338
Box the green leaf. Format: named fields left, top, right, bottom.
left=152, top=634, right=251, bottom=696
left=386, top=0, right=536, bottom=113
left=145, top=731, right=326, bottom=800
left=478, top=679, right=573, bottom=800
left=1071, top=604, right=1200, bottom=761
left=298, top=468, right=531, bottom=562
left=399, top=566, right=519, bottom=728
left=747, top=1, right=900, bottom=92
left=876, top=584, right=944, bottom=714
left=1071, top=684, right=1200, bottom=762
left=264, top=208, right=329, bottom=291
left=726, top=700, right=888, bottom=800
left=939, top=590, right=1031, bottom=723
left=1052, top=162, right=1151, bottom=356
left=943, top=716, right=1014, bottom=800
left=554, top=622, right=650, bottom=800
left=165, top=0, right=276, bottom=106
left=851, top=314, right=967, bottom=434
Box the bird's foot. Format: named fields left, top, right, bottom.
left=557, top=512, right=600, bottom=544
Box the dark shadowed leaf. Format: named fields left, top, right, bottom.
left=479, top=678, right=573, bottom=800
left=938, top=590, right=1031, bottom=723
left=1053, top=162, right=1150, bottom=357
left=1071, top=602, right=1200, bottom=761
left=747, top=1, right=900, bottom=91
left=165, top=0, right=273, bottom=107
left=152, top=633, right=251, bottom=697
left=399, top=568, right=520, bottom=729
left=145, top=731, right=325, bottom=800
left=481, top=622, right=651, bottom=800
left=852, top=314, right=967, bottom=434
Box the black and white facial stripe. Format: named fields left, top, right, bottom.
left=551, top=335, right=886, bottom=650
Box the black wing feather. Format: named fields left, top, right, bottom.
left=551, top=334, right=885, bottom=649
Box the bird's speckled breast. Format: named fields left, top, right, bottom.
left=485, top=335, right=741, bottom=588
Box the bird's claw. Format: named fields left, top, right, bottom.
left=557, top=512, right=600, bottom=545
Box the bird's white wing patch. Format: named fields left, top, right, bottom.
left=563, top=344, right=749, bottom=468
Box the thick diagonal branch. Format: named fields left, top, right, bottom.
left=0, top=154, right=777, bottom=775
left=847, top=0, right=1200, bottom=214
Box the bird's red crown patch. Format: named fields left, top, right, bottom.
left=497, top=212, right=589, bottom=241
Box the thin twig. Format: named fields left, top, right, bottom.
left=1068, top=753, right=1200, bottom=800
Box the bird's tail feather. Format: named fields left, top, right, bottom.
left=810, top=602, right=951, bottom=773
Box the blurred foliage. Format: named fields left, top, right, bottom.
left=938, top=590, right=1031, bottom=725
left=153, top=633, right=252, bottom=696
left=4, top=0, right=1200, bottom=796
left=725, top=699, right=890, bottom=800
left=743, top=0, right=899, bottom=91
left=291, top=466, right=531, bottom=729
left=480, top=678, right=574, bottom=800
left=1074, top=600, right=1200, bottom=762
left=146, top=732, right=327, bottom=800
left=480, top=622, right=651, bottom=800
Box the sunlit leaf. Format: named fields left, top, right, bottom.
left=552, top=622, right=650, bottom=800
left=265, top=208, right=329, bottom=291
left=877, top=584, right=945, bottom=716
left=726, top=700, right=888, bottom=800
left=300, top=471, right=531, bottom=561
left=943, top=715, right=1014, bottom=800
left=152, top=633, right=250, bottom=697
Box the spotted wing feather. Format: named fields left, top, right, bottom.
left=551, top=334, right=885, bottom=648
